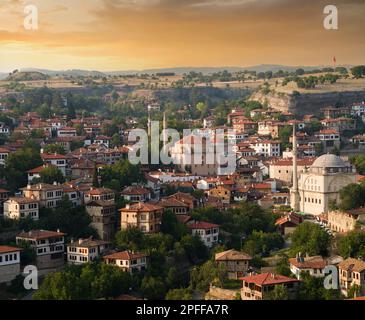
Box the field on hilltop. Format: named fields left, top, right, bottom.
left=272, top=74, right=365, bottom=94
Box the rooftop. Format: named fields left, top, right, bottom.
left=103, top=250, right=147, bottom=261
left=215, top=249, right=252, bottom=262
left=240, top=273, right=300, bottom=286
left=0, top=245, right=22, bottom=254
left=311, top=154, right=347, bottom=169
left=17, top=229, right=66, bottom=240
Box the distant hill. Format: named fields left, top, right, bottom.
left=6, top=71, right=50, bottom=81
left=106, top=64, right=352, bottom=75
left=22, top=68, right=106, bottom=77
left=1, top=64, right=352, bottom=78
left=0, top=73, right=8, bottom=80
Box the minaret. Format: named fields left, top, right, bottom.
left=147, top=106, right=151, bottom=138
left=162, top=112, right=167, bottom=145
left=290, top=123, right=300, bottom=212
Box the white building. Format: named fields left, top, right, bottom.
left=21, top=183, right=64, bottom=209
left=41, top=153, right=67, bottom=176
left=250, top=140, right=281, bottom=157
left=4, top=197, right=39, bottom=220
left=289, top=254, right=327, bottom=280
left=351, top=102, right=365, bottom=117
left=188, top=221, right=219, bottom=247
left=57, top=126, right=77, bottom=137
left=103, top=251, right=148, bottom=274
left=67, top=238, right=111, bottom=265
left=0, top=147, right=9, bottom=167
left=0, top=123, right=10, bottom=136
left=292, top=154, right=357, bottom=215
left=84, top=187, right=115, bottom=205
left=16, top=230, right=66, bottom=270
left=94, top=136, right=111, bottom=148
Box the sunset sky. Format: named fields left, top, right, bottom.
left=0, top=0, right=364, bottom=72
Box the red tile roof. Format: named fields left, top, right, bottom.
left=0, top=147, right=10, bottom=153
left=0, top=245, right=22, bottom=254
left=85, top=188, right=115, bottom=196
left=120, top=202, right=163, bottom=212
left=270, top=158, right=316, bottom=166
left=176, top=215, right=192, bottom=224
left=41, top=153, right=66, bottom=160
left=318, top=129, right=339, bottom=135
left=240, top=273, right=299, bottom=286
left=17, top=230, right=66, bottom=240
left=188, top=221, right=220, bottom=230
left=289, top=256, right=327, bottom=269
left=103, top=250, right=147, bottom=261
left=121, top=186, right=151, bottom=196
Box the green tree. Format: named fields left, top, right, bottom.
left=33, top=262, right=131, bottom=300
left=339, top=184, right=365, bottom=210
left=337, top=231, right=365, bottom=258
left=114, top=227, right=145, bottom=251
left=43, top=144, right=66, bottom=155
left=100, top=160, right=145, bottom=190
left=350, top=155, right=365, bottom=175
left=266, top=284, right=289, bottom=300
left=165, top=288, right=192, bottom=300
left=278, top=125, right=293, bottom=149
left=275, top=255, right=292, bottom=277
left=40, top=166, right=65, bottom=184
left=291, top=222, right=331, bottom=256
left=111, top=133, right=121, bottom=147
left=351, top=65, right=365, bottom=79
left=348, top=285, right=361, bottom=299
left=39, top=205, right=97, bottom=239
left=92, top=163, right=100, bottom=188
left=295, top=68, right=305, bottom=76
left=298, top=272, right=340, bottom=300
left=243, top=231, right=284, bottom=256
left=5, top=146, right=43, bottom=191
left=189, top=260, right=227, bottom=293
left=140, top=276, right=166, bottom=300
left=160, top=210, right=188, bottom=241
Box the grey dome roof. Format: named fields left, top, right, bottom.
left=311, top=154, right=346, bottom=169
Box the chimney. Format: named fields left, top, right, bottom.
left=296, top=253, right=301, bottom=263
left=57, top=228, right=60, bottom=233
left=78, top=239, right=83, bottom=245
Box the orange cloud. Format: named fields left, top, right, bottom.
left=0, top=0, right=364, bottom=71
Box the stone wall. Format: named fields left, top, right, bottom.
left=36, top=254, right=64, bottom=270
left=0, top=263, right=20, bottom=284
left=205, top=286, right=240, bottom=300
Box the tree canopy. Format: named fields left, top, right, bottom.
left=291, top=222, right=331, bottom=256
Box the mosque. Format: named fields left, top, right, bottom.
left=290, top=126, right=357, bottom=216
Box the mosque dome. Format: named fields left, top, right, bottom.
left=311, top=154, right=346, bottom=169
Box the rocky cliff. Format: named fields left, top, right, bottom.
left=250, top=90, right=365, bottom=117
